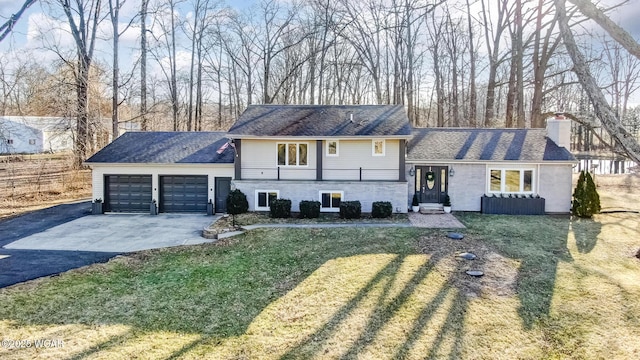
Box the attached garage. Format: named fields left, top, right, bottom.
left=160, top=175, right=208, bottom=213
left=85, top=131, right=235, bottom=215
left=104, top=175, right=152, bottom=212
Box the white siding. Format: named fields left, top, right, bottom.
left=89, top=164, right=234, bottom=204
left=323, top=139, right=399, bottom=181
left=538, top=164, right=573, bottom=213
left=241, top=139, right=317, bottom=180
left=406, top=162, right=573, bottom=213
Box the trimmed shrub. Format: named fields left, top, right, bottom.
left=372, top=201, right=393, bottom=218
left=226, top=189, right=249, bottom=226
left=339, top=201, right=361, bottom=219
left=412, top=193, right=420, bottom=207
left=572, top=170, right=601, bottom=218
left=299, top=200, right=321, bottom=219
left=442, top=194, right=451, bottom=207
left=270, top=198, right=292, bottom=218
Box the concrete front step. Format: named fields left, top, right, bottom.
left=419, top=203, right=444, bottom=214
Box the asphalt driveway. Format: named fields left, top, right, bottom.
left=0, top=201, right=119, bottom=288
left=0, top=202, right=218, bottom=287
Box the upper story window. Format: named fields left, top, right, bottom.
left=372, top=139, right=385, bottom=156
left=327, top=140, right=339, bottom=156
left=7, top=139, right=14, bottom=144
left=489, top=168, right=534, bottom=193
left=277, top=143, right=308, bottom=166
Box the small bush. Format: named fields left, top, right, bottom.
left=226, top=189, right=248, bottom=215
left=226, top=189, right=249, bottom=226
left=299, top=200, right=321, bottom=218
left=372, top=201, right=393, bottom=218
left=339, top=201, right=361, bottom=219
left=572, top=170, right=601, bottom=218
left=270, top=198, right=292, bottom=218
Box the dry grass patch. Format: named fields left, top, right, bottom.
left=0, top=154, right=91, bottom=219
left=417, top=234, right=519, bottom=298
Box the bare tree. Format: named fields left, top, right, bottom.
left=140, top=0, right=149, bottom=131
left=465, top=0, right=477, bottom=127
left=480, top=0, right=510, bottom=127
left=149, top=0, right=182, bottom=131
left=0, top=0, right=38, bottom=42
left=56, top=0, right=104, bottom=166
left=556, top=0, right=640, bottom=163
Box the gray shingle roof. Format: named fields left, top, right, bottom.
left=85, top=132, right=234, bottom=164
left=407, top=128, right=575, bottom=162
left=228, top=105, right=412, bottom=137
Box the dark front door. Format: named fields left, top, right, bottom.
left=415, top=166, right=448, bottom=203
left=215, top=177, right=232, bottom=213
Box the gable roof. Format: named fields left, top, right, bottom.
left=85, top=132, right=234, bottom=164
left=408, top=128, right=575, bottom=162
left=1, top=116, right=72, bottom=133
left=227, top=105, right=412, bottom=138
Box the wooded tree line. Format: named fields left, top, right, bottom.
left=1, top=0, right=640, bottom=164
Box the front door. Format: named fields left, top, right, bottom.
left=415, top=166, right=448, bottom=203
left=215, top=177, right=232, bottom=213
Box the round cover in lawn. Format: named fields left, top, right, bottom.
left=466, top=270, right=484, bottom=277
left=457, top=252, right=477, bottom=260
left=447, top=232, right=464, bottom=240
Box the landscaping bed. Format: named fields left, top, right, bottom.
left=208, top=212, right=410, bottom=233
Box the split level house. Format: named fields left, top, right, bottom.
left=85, top=105, right=576, bottom=214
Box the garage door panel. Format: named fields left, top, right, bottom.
left=105, top=175, right=152, bottom=212
left=160, top=175, right=208, bottom=213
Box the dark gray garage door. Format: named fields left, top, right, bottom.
left=160, top=175, right=208, bottom=213
left=104, top=175, right=152, bottom=212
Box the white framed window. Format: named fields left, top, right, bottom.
left=277, top=143, right=308, bottom=166
left=29, top=139, right=36, bottom=145
left=319, top=190, right=343, bottom=212
left=7, top=139, right=13, bottom=144
left=326, top=140, right=339, bottom=156
left=488, top=168, right=534, bottom=194
left=372, top=139, right=385, bottom=156
left=255, top=190, right=279, bottom=211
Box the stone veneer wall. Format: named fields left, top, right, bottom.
left=234, top=180, right=408, bottom=213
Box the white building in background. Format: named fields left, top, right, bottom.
left=0, top=116, right=141, bottom=155
left=0, top=116, right=74, bottom=154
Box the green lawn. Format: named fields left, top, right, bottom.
left=0, top=213, right=638, bottom=359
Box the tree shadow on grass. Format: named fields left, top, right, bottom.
left=457, top=213, right=582, bottom=330
left=280, top=237, right=469, bottom=359
left=0, top=228, right=425, bottom=347
left=572, top=217, right=602, bottom=254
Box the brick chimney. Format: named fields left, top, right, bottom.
left=546, top=112, right=571, bottom=150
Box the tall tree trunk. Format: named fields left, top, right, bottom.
left=556, top=0, right=640, bottom=163
left=187, top=1, right=200, bottom=131
left=515, top=0, right=525, bottom=128
left=140, top=0, right=148, bottom=131
left=466, top=0, right=477, bottom=127
left=170, top=1, right=178, bottom=131
left=109, top=0, right=120, bottom=139
left=506, top=39, right=517, bottom=128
